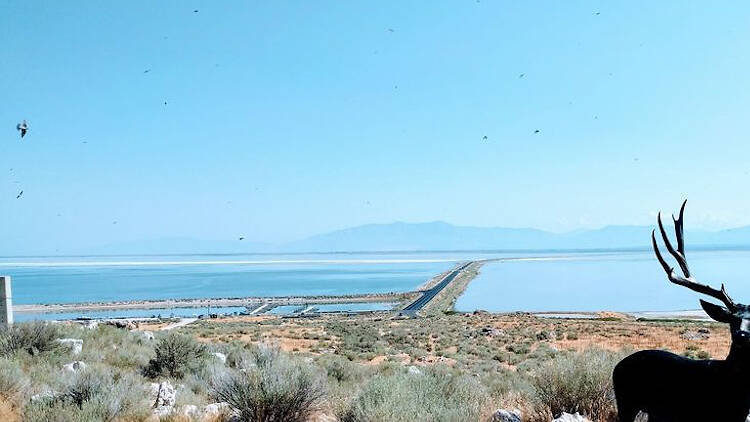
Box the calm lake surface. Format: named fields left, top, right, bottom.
left=456, top=250, right=750, bottom=312
left=2, top=253, right=464, bottom=305
left=7, top=249, right=749, bottom=314
left=14, top=302, right=398, bottom=322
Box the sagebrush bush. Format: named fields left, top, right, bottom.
left=318, top=354, right=364, bottom=383
left=0, top=321, right=62, bottom=357
left=24, top=367, right=149, bottom=422
left=0, top=359, right=29, bottom=400
left=532, top=348, right=620, bottom=421
left=144, top=332, right=208, bottom=379
left=212, top=346, right=326, bottom=422
left=225, top=344, right=254, bottom=369
left=341, top=366, right=489, bottom=422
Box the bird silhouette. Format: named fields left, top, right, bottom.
left=482, top=135, right=488, bottom=140
left=519, top=73, right=525, bottom=78
left=238, top=237, right=245, bottom=241
left=534, top=130, right=540, bottom=134
left=16, top=190, right=23, bottom=199
left=16, top=120, right=28, bottom=138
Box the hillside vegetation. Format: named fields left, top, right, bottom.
left=0, top=313, right=727, bottom=421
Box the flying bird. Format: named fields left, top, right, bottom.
left=193, top=9, right=199, bottom=13
left=387, top=28, right=395, bottom=32
left=534, top=130, right=540, bottom=134
left=238, top=237, right=245, bottom=241
left=482, top=135, right=488, bottom=140
left=519, top=73, right=525, bottom=78
left=16, top=120, right=28, bottom=138
left=16, top=190, right=23, bottom=199
left=143, top=69, right=151, bottom=73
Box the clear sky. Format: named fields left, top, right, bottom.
left=2, top=1, right=750, bottom=253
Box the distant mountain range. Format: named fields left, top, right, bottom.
left=79, top=221, right=750, bottom=255
left=283, top=221, right=750, bottom=252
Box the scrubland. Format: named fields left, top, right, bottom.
left=0, top=312, right=728, bottom=421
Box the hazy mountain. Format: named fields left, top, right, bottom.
left=284, top=222, right=750, bottom=252
left=69, top=222, right=750, bottom=256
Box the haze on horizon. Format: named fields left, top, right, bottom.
left=3, top=1, right=750, bottom=254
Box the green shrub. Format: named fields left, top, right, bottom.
left=144, top=332, right=208, bottom=379
left=225, top=345, right=254, bottom=369
left=24, top=367, right=148, bottom=422
left=318, top=355, right=363, bottom=383
left=341, top=367, right=488, bottom=422
left=212, top=347, right=326, bottom=422
left=0, top=322, right=62, bottom=357
left=532, top=348, right=619, bottom=420
left=0, top=359, right=29, bottom=400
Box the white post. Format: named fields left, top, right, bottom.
left=0, top=276, right=12, bottom=327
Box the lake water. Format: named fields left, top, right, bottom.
left=13, top=306, right=249, bottom=322
left=455, top=250, right=750, bottom=312
left=1, top=254, right=460, bottom=305
left=14, top=302, right=398, bottom=322
left=7, top=249, right=749, bottom=316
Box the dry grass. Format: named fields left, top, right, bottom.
left=182, top=311, right=731, bottom=369
left=0, top=398, right=20, bottom=422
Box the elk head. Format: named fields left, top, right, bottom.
left=653, top=200, right=750, bottom=355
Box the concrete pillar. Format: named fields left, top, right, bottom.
left=0, top=276, right=12, bottom=327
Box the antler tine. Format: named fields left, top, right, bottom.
left=657, top=212, right=691, bottom=277
left=651, top=230, right=672, bottom=275
left=652, top=202, right=736, bottom=311
left=673, top=199, right=687, bottom=256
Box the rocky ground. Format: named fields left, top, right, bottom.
left=0, top=311, right=730, bottom=421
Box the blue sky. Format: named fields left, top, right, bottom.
left=2, top=1, right=750, bottom=252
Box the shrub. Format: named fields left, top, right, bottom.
left=225, top=345, right=254, bottom=369
left=532, top=348, right=619, bottom=421
left=0, top=359, right=29, bottom=400
left=0, top=322, right=62, bottom=357
left=318, top=355, right=362, bottom=383
left=341, top=367, right=489, bottom=422
left=144, top=332, right=208, bottom=379
left=24, top=367, right=149, bottom=422
left=212, top=347, right=326, bottom=422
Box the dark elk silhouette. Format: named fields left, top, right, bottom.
left=613, top=200, right=750, bottom=422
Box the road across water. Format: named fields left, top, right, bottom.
left=401, top=261, right=473, bottom=314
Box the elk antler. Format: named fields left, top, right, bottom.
left=652, top=200, right=736, bottom=311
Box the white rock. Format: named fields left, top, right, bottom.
left=491, top=408, right=522, bottom=422
left=81, top=320, right=98, bottom=330
left=62, top=361, right=87, bottom=373
left=30, top=389, right=58, bottom=404
left=56, top=338, right=83, bottom=355
left=212, top=352, right=227, bottom=364
left=152, top=405, right=173, bottom=417
left=149, top=381, right=177, bottom=411
left=182, top=404, right=198, bottom=417
left=203, top=402, right=232, bottom=417
left=407, top=365, right=423, bottom=375
left=553, top=412, right=592, bottom=422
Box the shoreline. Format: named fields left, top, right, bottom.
left=14, top=291, right=417, bottom=314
